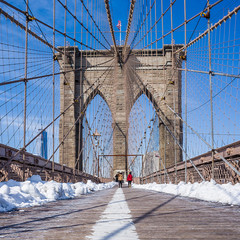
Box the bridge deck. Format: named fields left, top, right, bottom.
left=0, top=186, right=240, bottom=239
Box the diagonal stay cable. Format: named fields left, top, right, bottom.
left=125, top=63, right=205, bottom=181
left=132, top=0, right=176, bottom=50
left=0, top=7, right=62, bottom=54
left=1, top=60, right=114, bottom=170
left=175, top=4, right=240, bottom=54
left=75, top=94, right=114, bottom=169
left=187, top=2, right=207, bottom=44
left=0, top=2, right=75, bottom=97
left=104, top=0, right=118, bottom=54
left=166, top=103, right=240, bottom=178
left=0, top=57, right=114, bottom=86
left=129, top=0, right=155, bottom=48
left=188, top=75, right=239, bottom=114
left=0, top=0, right=108, bottom=55
left=1, top=0, right=111, bottom=99
left=123, top=0, right=136, bottom=54
left=127, top=50, right=183, bottom=117
left=0, top=65, right=55, bottom=127
left=57, top=0, right=110, bottom=50
left=137, top=0, right=223, bottom=51
left=79, top=0, right=112, bottom=48
left=41, top=62, right=114, bottom=171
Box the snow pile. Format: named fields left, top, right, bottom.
left=133, top=180, right=240, bottom=205
left=0, top=175, right=116, bottom=212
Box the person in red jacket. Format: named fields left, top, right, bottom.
left=127, top=172, right=133, bottom=188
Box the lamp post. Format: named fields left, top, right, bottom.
left=93, top=129, right=101, bottom=177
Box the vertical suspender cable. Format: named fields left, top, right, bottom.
left=23, top=0, right=29, bottom=181
left=161, top=0, right=164, bottom=54
left=207, top=0, right=215, bottom=180
left=146, top=1, right=148, bottom=50
left=62, top=0, right=67, bottom=172
left=170, top=0, right=177, bottom=184
left=52, top=0, right=56, bottom=173
left=79, top=0, right=84, bottom=171
left=164, top=127, right=166, bottom=183
left=74, top=0, right=78, bottom=174
left=155, top=0, right=161, bottom=183
left=184, top=0, right=187, bottom=183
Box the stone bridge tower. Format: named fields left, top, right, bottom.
left=57, top=45, right=182, bottom=177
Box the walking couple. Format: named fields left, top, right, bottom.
left=117, top=172, right=133, bottom=188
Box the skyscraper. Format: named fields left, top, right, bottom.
left=39, top=130, right=48, bottom=159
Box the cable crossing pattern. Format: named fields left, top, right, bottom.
left=0, top=0, right=239, bottom=184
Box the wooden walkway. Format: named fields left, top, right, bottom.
left=125, top=188, right=240, bottom=239
left=0, top=186, right=240, bottom=239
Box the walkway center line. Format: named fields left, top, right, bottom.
left=86, top=188, right=139, bottom=240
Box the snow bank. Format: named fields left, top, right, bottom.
left=0, top=176, right=116, bottom=212
left=133, top=180, right=240, bottom=205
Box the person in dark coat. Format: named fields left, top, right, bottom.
left=115, top=173, right=119, bottom=182
left=118, top=172, right=123, bottom=188
left=127, top=172, right=133, bottom=188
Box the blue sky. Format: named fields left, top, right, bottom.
left=0, top=0, right=239, bottom=170
left=4, top=0, right=239, bottom=48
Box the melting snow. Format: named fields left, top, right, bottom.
left=133, top=180, right=240, bottom=205
left=0, top=175, right=116, bottom=212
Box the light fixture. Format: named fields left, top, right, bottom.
left=93, top=129, right=101, bottom=138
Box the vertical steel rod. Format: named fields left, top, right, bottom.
left=155, top=0, right=161, bottom=183
left=61, top=0, right=67, bottom=174
left=76, top=0, right=84, bottom=171
left=207, top=1, right=214, bottom=180
left=155, top=0, right=160, bottom=183
left=97, top=155, right=99, bottom=178
left=161, top=0, right=164, bottom=53
left=164, top=127, right=166, bottom=183
left=184, top=0, right=187, bottom=183
left=23, top=0, right=29, bottom=181
left=52, top=0, right=56, bottom=174
left=146, top=1, right=148, bottom=49
left=80, top=1, right=84, bottom=171
left=155, top=0, right=157, bottom=50
left=73, top=0, right=78, bottom=172
left=141, top=155, right=144, bottom=184
left=74, top=0, right=81, bottom=177
left=170, top=0, right=177, bottom=184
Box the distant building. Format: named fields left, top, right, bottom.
left=38, top=129, right=48, bottom=159
left=143, top=151, right=159, bottom=176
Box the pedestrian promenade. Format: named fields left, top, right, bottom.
left=124, top=187, right=240, bottom=239
left=0, top=185, right=240, bottom=239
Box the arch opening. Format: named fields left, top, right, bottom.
left=128, top=94, right=160, bottom=179
left=82, top=94, right=113, bottom=179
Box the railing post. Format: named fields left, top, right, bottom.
left=141, top=155, right=144, bottom=184
left=164, top=127, right=166, bottom=184
left=97, top=155, right=100, bottom=178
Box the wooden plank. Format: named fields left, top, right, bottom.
left=125, top=188, right=240, bottom=239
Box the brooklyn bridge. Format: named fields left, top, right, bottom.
left=0, top=0, right=240, bottom=239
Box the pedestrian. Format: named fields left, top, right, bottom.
left=127, top=172, right=133, bottom=188
left=115, top=173, right=119, bottom=182
left=118, top=172, right=123, bottom=188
